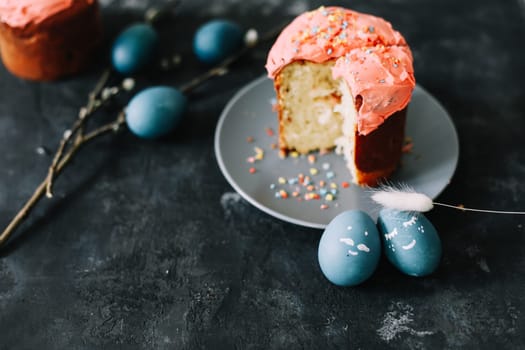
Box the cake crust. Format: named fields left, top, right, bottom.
left=354, top=109, right=406, bottom=186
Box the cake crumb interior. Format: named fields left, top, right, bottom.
left=276, top=60, right=358, bottom=180
left=277, top=60, right=347, bottom=153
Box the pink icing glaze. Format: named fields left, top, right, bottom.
left=265, top=6, right=415, bottom=135
left=0, top=0, right=74, bottom=28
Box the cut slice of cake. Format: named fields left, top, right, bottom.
left=266, top=6, right=415, bottom=186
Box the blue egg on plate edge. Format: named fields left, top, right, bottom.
left=125, top=86, right=187, bottom=139
left=193, top=20, right=244, bottom=64
left=318, top=210, right=381, bottom=287
left=112, top=23, right=159, bottom=75
left=377, top=209, right=442, bottom=277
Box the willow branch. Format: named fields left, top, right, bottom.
left=179, top=23, right=285, bottom=94
left=45, top=69, right=112, bottom=198
left=0, top=113, right=125, bottom=247
left=0, top=21, right=286, bottom=249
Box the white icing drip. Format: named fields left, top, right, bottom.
left=402, top=216, right=417, bottom=228
left=401, top=239, right=416, bottom=250
left=339, top=237, right=355, bottom=246
left=357, top=244, right=370, bottom=252
left=384, top=228, right=398, bottom=241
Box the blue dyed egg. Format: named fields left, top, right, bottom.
left=318, top=210, right=381, bottom=286
left=193, top=20, right=243, bottom=64
left=126, top=86, right=187, bottom=139
left=377, top=209, right=442, bottom=277
left=112, top=23, right=158, bottom=74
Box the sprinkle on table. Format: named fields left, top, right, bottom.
left=402, top=142, right=413, bottom=153
left=288, top=177, right=298, bottom=185
left=246, top=144, right=266, bottom=164
left=265, top=153, right=354, bottom=210
left=244, top=132, right=355, bottom=211
left=402, top=137, right=414, bottom=153
left=279, top=189, right=289, bottom=199
left=254, top=147, right=264, bottom=160
left=303, top=175, right=311, bottom=185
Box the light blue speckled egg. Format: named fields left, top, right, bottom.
left=377, top=209, right=442, bottom=277
left=193, top=20, right=244, bottom=64
left=112, top=23, right=158, bottom=75
left=318, top=210, right=381, bottom=286
left=126, top=86, right=187, bottom=139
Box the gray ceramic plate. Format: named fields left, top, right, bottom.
left=215, top=76, right=459, bottom=229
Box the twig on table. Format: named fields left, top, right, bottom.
left=178, top=22, right=285, bottom=94
left=0, top=111, right=126, bottom=247
left=45, top=69, right=112, bottom=198
left=0, top=20, right=286, bottom=249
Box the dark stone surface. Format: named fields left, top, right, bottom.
left=1, top=0, right=525, bottom=349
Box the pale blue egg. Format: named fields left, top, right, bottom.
left=193, top=20, right=243, bottom=64
left=318, top=210, right=381, bottom=286
left=377, top=209, right=442, bottom=277
left=112, top=23, right=158, bottom=74
left=126, top=86, right=187, bottom=139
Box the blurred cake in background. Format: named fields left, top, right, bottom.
left=0, top=0, right=102, bottom=81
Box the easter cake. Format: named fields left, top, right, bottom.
left=0, top=0, right=102, bottom=81
left=266, top=6, right=415, bottom=186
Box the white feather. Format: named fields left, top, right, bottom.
left=370, top=186, right=434, bottom=212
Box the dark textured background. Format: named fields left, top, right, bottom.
left=1, top=0, right=525, bottom=349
